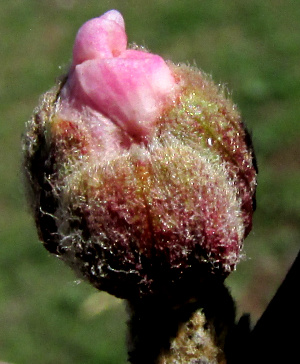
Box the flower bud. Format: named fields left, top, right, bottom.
left=23, top=10, right=257, bottom=300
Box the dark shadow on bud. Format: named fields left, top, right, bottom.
left=127, top=278, right=236, bottom=364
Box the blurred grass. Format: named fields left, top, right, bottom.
left=0, top=0, right=299, bottom=362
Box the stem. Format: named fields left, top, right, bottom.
left=126, top=278, right=237, bottom=364
left=245, top=250, right=300, bottom=363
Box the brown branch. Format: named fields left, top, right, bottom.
left=245, top=250, right=300, bottom=363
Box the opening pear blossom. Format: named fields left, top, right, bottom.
left=23, top=9, right=257, bottom=301
left=60, top=9, right=177, bottom=141
left=23, top=10, right=258, bottom=363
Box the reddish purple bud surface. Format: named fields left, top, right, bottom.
left=23, top=10, right=257, bottom=300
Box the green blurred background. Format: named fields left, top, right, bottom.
left=0, top=0, right=299, bottom=363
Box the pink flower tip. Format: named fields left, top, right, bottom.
left=61, top=9, right=177, bottom=140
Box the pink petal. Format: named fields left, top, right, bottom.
left=73, top=55, right=175, bottom=138
left=60, top=9, right=177, bottom=142
left=72, top=10, right=127, bottom=67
